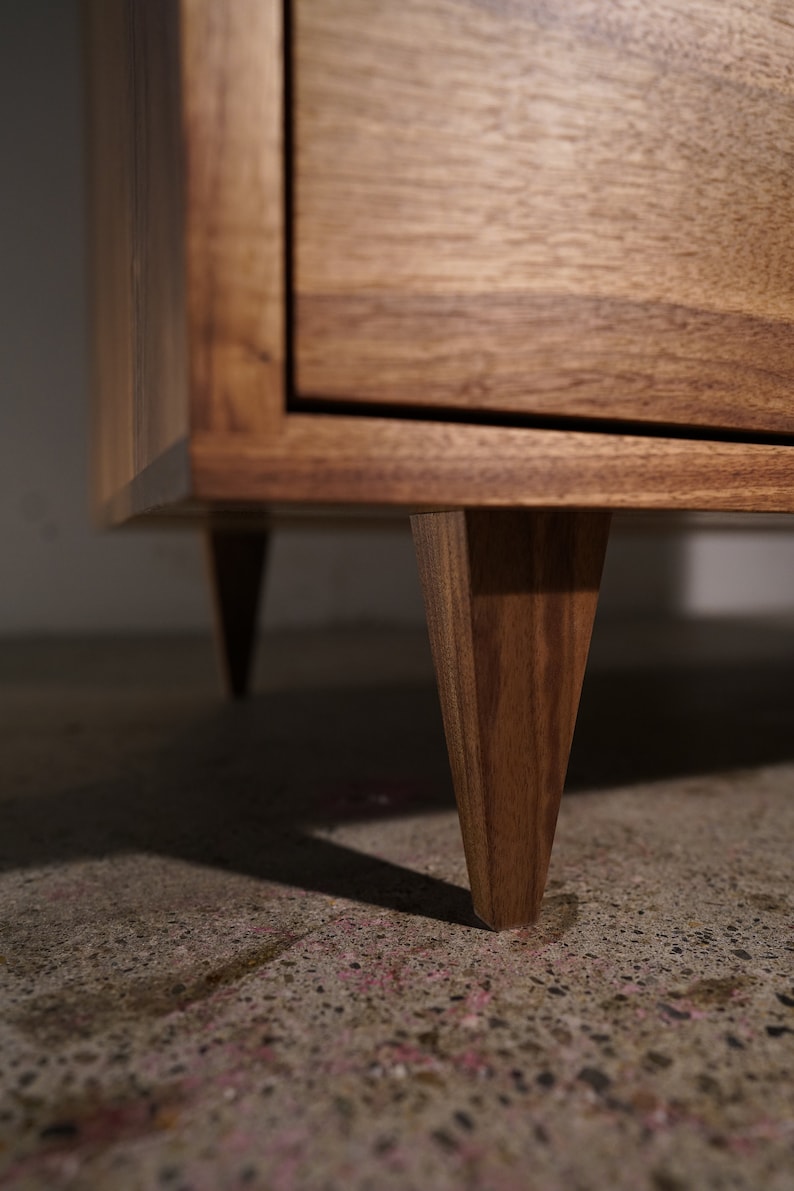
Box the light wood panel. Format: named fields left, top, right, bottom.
left=412, top=509, right=610, bottom=929
left=84, top=0, right=190, bottom=514
left=294, top=0, right=794, bottom=433
left=191, top=416, right=794, bottom=513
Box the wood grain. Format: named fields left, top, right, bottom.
left=85, top=0, right=285, bottom=523
left=412, top=509, right=610, bottom=929
left=294, top=0, right=794, bottom=433
left=84, top=0, right=190, bottom=515
left=181, top=0, right=285, bottom=436
left=190, top=416, right=794, bottom=513
left=86, top=0, right=794, bottom=524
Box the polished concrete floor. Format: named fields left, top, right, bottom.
left=1, top=622, right=793, bottom=1190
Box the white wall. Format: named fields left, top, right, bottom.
left=2, top=0, right=793, bottom=635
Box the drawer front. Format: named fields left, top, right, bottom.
left=294, top=0, right=794, bottom=435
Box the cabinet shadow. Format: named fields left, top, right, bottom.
left=2, top=638, right=794, bottom=925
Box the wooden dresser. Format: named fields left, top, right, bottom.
left=84, top=0, right=794, bottom=929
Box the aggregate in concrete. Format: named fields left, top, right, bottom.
left=1, top=627, right=793, bottom=1190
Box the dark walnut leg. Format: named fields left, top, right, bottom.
left=411, top=509, right=611, bottom=930
left=205, top=527, right=269, bottom=699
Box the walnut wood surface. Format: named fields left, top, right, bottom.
left=294, top=0, right=794, bottom=433
left=412, top=509, right=610, bottom=929
left=190, top=417, right=794, bottom=513
left=84, top=0, right=284, bottom=521
left=206, top=527, right=269, bottom=698
left=86, top=0, right=794, bottom=523
left=82, top=2, right=794, bottom=937
left=85, top=0, right=189, bottom=511
left=182, top=0, right=285, bottom=436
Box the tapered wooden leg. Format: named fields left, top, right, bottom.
left=411, top=509, right=611, bottom=930
left=205, top=527, right=269, bottom=698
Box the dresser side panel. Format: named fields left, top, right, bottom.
left=84, top=0, right=190, bottom=519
